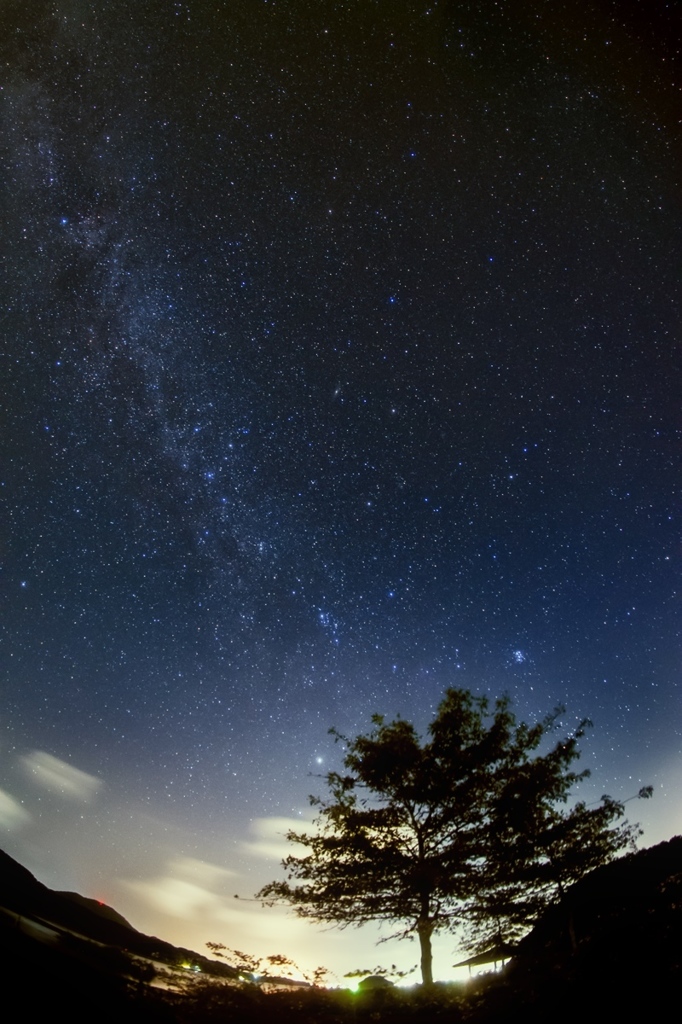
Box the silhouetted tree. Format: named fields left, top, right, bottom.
left=257, top=689, right=646, bottom=985
left=465, top=739, right=653, bottom=954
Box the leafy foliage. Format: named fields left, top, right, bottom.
left=205, top=942, right=330, bottom=986
left=257, top=689, right=647, bottom=984
left=344, top=963, right=417, bottom=982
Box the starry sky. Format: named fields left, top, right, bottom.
left=0, top=0, right=679, bottom=983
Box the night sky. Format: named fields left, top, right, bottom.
left=1, top=0, right=679, bottom=982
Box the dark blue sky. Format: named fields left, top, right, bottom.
left=0, top=0, right=679, bottom=980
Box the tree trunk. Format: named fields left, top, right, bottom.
left=417, top=918, right=434, bottom=986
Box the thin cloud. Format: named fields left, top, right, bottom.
left=20, top=751, right=102, bottom=802
left=169, top=855, right=237, bottom=887
left=123, top=855, right=237, bottom=920
left=125, top=876, right=218, bottom=919
left=243, top=816, right=314, bottom=861
left=0, top=788, right=31, bottom=830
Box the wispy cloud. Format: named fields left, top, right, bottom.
left=20, top=751, right=102, bottom=802
left=243, top=816, right=313, bottom=861
left=123, top=855, right=237, bottom=920
left=0, top=788, right=31, bottom=830
left=117, top=840, right=357, bottom=977
left=170, top=855, right=236, bottom=887
left=125, top=876, right=219, bottom=918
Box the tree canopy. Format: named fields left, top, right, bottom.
left=257, top=689, right=648, bottom=985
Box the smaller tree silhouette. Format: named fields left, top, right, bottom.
left=206, top=942, right=331, bottom=986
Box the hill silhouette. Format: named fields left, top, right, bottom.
left=0, top=848, right=237, bottom=977
left=469, top=835, right=682, bottom=1021
left=0, top=847, right=240, bottom=1022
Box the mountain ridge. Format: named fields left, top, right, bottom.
left=0, top=847, right=236, bottom=977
